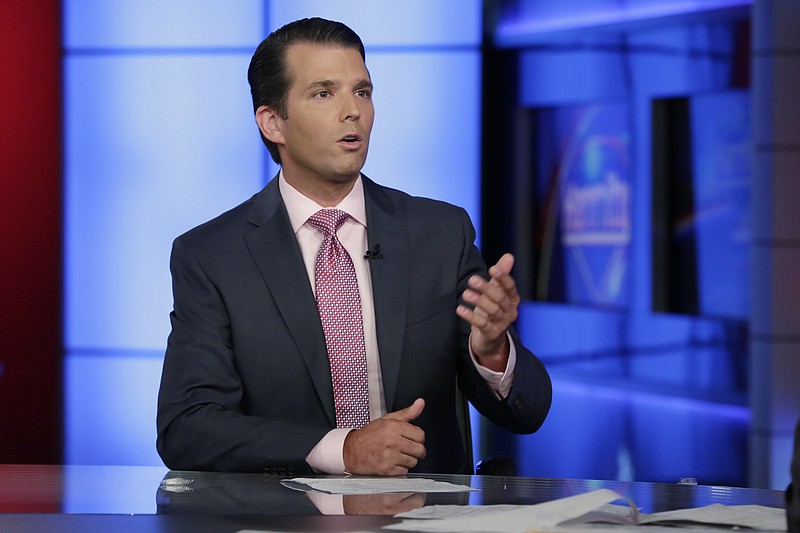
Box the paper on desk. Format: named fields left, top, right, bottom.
left=282, top=477, right=478, bottom=495
left=387, top=489, right=787, bottom=533
left=555, top=502, right=786, bottom=531
left=387, top=488, right=627, bottom=532
left=636, top=503, right=786, bottom=530
left=238, top=531, right=375, bottom=533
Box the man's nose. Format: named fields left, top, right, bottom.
left=340, top=95, right=361, bottom=121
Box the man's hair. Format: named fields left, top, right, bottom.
left=247, top=17, right=366, bottom=164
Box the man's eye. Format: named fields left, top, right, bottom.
left=316, top=91, right=330, bottom=99
left=356, top=90, right=371, bottom=98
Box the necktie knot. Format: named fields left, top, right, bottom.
left=308, top=209, right=349, bottom=238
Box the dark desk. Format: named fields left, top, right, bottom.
left=0, top=464, right=788, bottom=532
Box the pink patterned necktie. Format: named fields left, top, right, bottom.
left=307, top=209, right=370, bottom=429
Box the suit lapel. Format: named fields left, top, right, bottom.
left=363, top=177, right=409, bottom=412
left=243, top=179, right=336, bottom=426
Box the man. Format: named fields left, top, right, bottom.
left=156, top=17, right=551, bottom=476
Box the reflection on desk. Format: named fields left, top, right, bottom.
left=158, top=472, right=473, bottom=516
left=0, top=464, right=790, bottom=533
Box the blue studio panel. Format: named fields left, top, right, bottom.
left=64, top=0, right=482, bottom=466
left=511, top=376, right=748, bottom=485
left=494, top=0, right=751, bottom=47
left=64, top=0, right=265, bottom=49
left=64, top=2, right=266, bottom=465
left=690, top=90, right=751, bottom=319
left=364, top=50, right=481, bottom=226
left=64, top=54, right=262, bottom=351
left=269, top=0, right=481, bottom=47
left=64, top=356, right=166, bottom=467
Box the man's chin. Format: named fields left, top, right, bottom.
left=325, top=170, right=362, bottom=184
left=329, top=161, right=368, bottom=181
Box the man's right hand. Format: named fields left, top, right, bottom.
left=343, top=398, right=426, bottom=476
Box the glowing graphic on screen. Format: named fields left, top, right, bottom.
left=534, top=103, right=632, bottom=307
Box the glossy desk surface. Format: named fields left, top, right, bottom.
left=0, top=464, right=788, bottom=532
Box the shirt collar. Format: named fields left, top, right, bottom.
left=279, top=171, right=367, bottom=234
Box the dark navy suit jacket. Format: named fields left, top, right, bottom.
left=156, top=175, right=552, bottom=474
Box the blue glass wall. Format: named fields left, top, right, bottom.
left=485, top=0, right=757, bottom=486
left=63, top=0, right=482, bottom=465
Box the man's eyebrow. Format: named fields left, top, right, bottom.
left=303, top=78, right=373, bottom=93
left=304, top=79, right=337, bottom=93
left=354, top=79, right=373, bottom=90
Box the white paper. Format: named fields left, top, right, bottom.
left=282, top=477, right=478, bottom=495
left=638, top=503, right=786, bottom=530
left=563, top=502, right=786, bottom=530
left=395, top=504, right=523, bottom=520
left=387, top=488, right=626, bottom=532
left=388, top=489, right=787, bottom=533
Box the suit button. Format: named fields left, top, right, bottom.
left=513, top=398, right=523, bottom=409
left=263, top=466, right=295, bottom=476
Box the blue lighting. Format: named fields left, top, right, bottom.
left=495, top=0, right=752, bottom=46
left=514, top=376, right=750, bottom=485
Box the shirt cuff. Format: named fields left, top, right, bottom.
left=469, top=331, right=516, bottom=399
left=305, top=428, right=352, bottom=474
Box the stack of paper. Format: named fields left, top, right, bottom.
left=282, top=478, right=785, bottom=532
left=386, top=488, right=787, bottom=533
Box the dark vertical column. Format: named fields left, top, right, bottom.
left=750, top=0, right=800, bottom=488
left=0, top=0, right=63, bottom=463
left=480, top=46, right=525, bottom=280
left=480, top=6, right=523, bottom=466
left=651, top=98, right=698, bottom=315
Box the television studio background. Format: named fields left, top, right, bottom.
left=2, top=0, right=798, bottom=491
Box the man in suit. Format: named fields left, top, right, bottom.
left=156, top=17, right=552, bottom=476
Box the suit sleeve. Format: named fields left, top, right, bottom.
left=156, top=236, right=326, bottom=473
left=453, top=208, right=553, bottom=434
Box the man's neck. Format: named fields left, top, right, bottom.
left=281, top=169, right=359, bottom=207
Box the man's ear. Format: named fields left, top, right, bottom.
left=255, top=105, right=284, bottom=145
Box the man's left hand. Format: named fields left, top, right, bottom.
left=456, top=252, right=519, bottom=372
